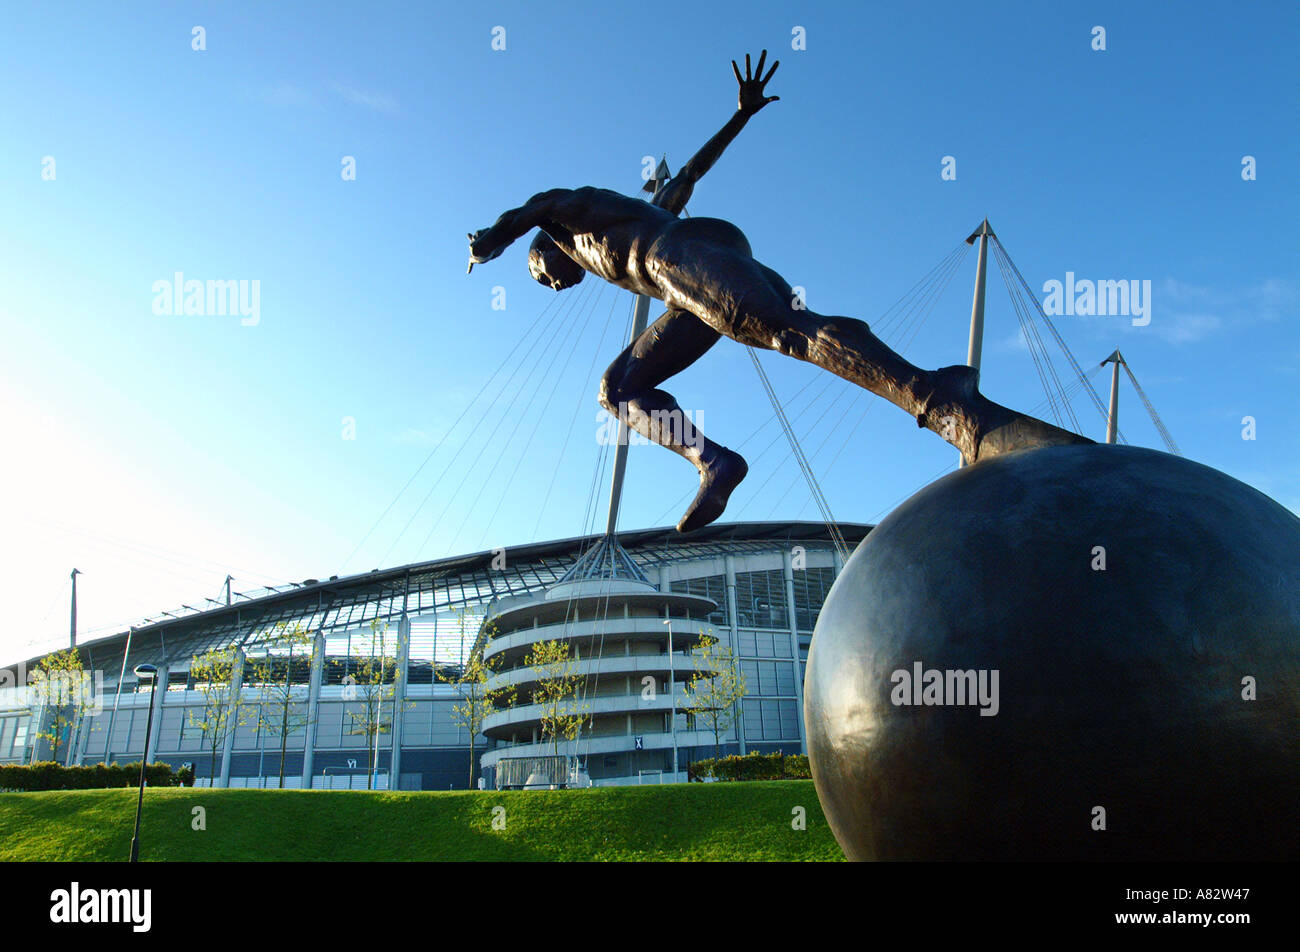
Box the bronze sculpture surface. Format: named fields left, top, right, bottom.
left=468, top=52, right=1091, bottom=532
left=804, top=443, right=1300, bottom=860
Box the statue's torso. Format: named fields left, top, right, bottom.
left=547, top=189, right=753, bottom=299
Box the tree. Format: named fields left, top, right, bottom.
left=188, top=647, right=245, bottom=784
left=524, top=639, right=587, bottom=785
left=30, top=648, right=91, bottom=766
left=344, top=620, right=400, bottom=790
left=248, top=622, right=316, bottom=788
left=684, top=633, right=747, bottom=764
left=437, top=613, right=515, bottom=789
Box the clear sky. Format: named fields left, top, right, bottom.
left=3, top=1, right=1297, bottom=661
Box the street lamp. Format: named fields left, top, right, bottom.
left=662, top=619, right=678, bottom=781
left=129, top=663, right=158, bottom=863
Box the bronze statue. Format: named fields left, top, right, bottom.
left=468, top=51, right=1091, bottom=532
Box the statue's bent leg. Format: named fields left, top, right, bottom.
left=599, top=310, right=748, bottom=533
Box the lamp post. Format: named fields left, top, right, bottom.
left=129, top=663, right=158, bottom=863
left=70, top=568, right=81, bottom=649
left=662, top=619, right=678, bottom=781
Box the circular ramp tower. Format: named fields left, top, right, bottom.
left=479, top=534, right=720, bottom=787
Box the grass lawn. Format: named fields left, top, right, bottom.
left=0, top=779, right=843, bottom=861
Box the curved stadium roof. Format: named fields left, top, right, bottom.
left=4, top=520, right=870, bottom=673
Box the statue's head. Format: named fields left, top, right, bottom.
left=528, top=231, right=585, bottom=291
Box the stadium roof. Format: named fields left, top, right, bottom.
left=5, top=520, right=869, bottom=673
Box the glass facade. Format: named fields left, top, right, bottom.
left=0, top=524, right=859, bottom=783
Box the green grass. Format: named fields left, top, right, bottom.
left=0, top=780, right=844, bottom=861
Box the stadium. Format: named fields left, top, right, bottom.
left=0, top=521, right=864, bottom=790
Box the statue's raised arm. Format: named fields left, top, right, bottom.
left=653, top=50, right=780, bottom=215
left=513, top=52, right=779, bottom=288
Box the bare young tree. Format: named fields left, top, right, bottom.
left=437, top=612, right=515, bottom=789
left=524, top=639, right=587, bottom=784
left=248, top=622, right=316, bottom=788
left=30, top=648, right=91, bottom=766
left=188, top=647, right=244, bottom=784
left=344, top=620, right=399, bottom=790
left=685, top=633, right=747, bottom=764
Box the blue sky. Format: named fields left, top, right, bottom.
left=3, top=1, right=1297, bottom=659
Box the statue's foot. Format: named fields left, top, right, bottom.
left=920, top=363, right=1092, bottom=460
left=913, top=364, right=982, bottom=458
left=677, top=448, right=749, bottom=533
left=917, top=364, right=979, bottom=426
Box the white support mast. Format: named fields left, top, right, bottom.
left=960, top=218, right=995, bottom=466
left=70, top=567, right=81, bottom=649
left=965, top=218, right=994, bottom=371
left=1101, top=350, right=1123, bottom=444
left=604, top=160, right=672, bottom=536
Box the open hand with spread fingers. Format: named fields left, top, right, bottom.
left=733, top=49, right=779, bottom=115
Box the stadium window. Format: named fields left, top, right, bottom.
left=670, top=575, right=727, bottom=624
left=735, top=571, right=788, bottom=629
left=793, top=566, right=835, bottom=631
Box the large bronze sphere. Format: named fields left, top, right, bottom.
left=805, top=445, right=1300, bottom=860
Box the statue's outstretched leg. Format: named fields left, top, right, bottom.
left=600, top=309, right=749, bottom=532
left=648, top=225, right=1092, bottom=465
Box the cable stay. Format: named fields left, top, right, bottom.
left=421, top=283, right=599, bottom=557
left=394, top=279, right=597, bottom=565
left=1027, top=362, right=1105, bottom=422
left=990, top=235, right=1115, bottom=438
left=992, top=234, right=1178, bottom=455
left=763, top=241, right=972, bottom=522
left=529, top=288, right=628, bottom=542
left=746, top=347, right=852, bottom=563
left=459, top=279, right=616, bottom=554
left=991, top=239, right=1088, bottom=434
left=339, top=288, right=570, bottom=574
left=1100, top=350, right=1181, bottom=455
left=1121, top=362, right=1180, bottom=455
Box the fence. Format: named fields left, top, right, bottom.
left=192, top=774, right=390, bottom=790
left=495, top=755, right=571, bottom=789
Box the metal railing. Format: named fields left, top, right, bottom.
left=495, top=754, right=572, bottom=789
